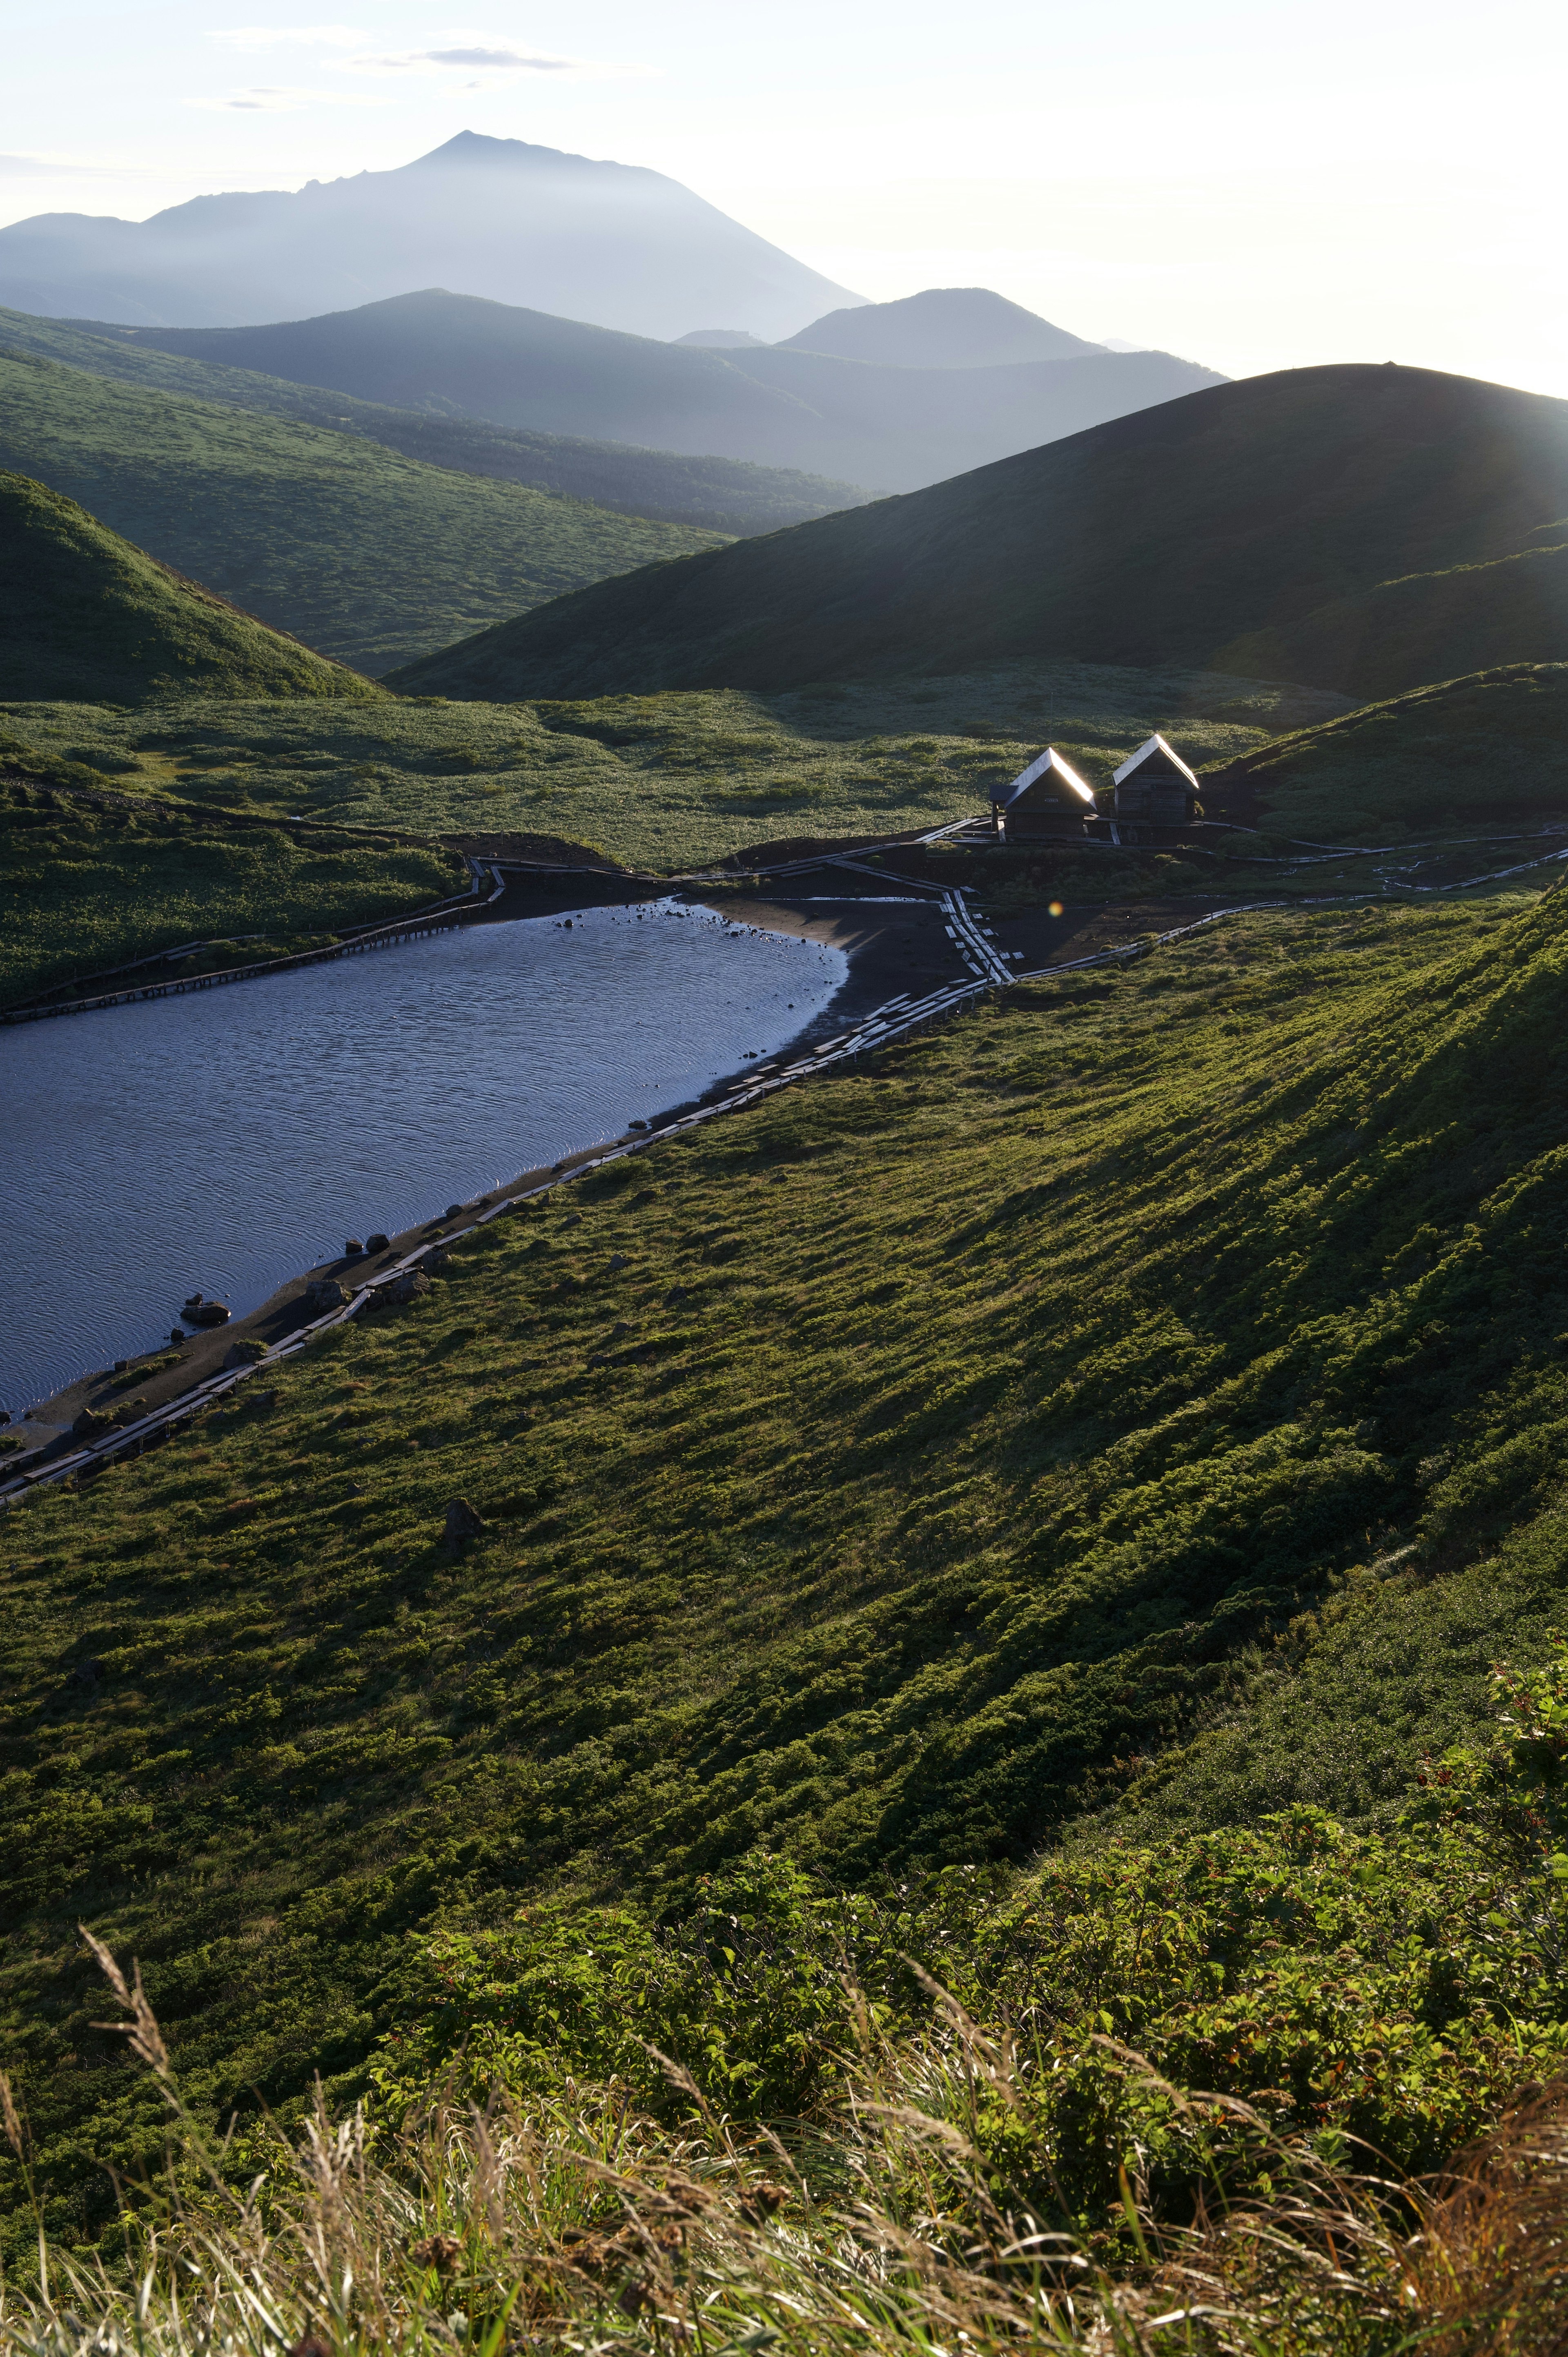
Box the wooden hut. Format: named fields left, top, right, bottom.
left=991, top=746, right=1098, bottom=842
left=1111, top=734, right=1202, bottom=842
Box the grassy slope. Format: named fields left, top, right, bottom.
left=1225, top=542, right=1568, bottom=702
left=0, top=665, right=1349, bottom=873
left=1210, top=661, right=1568, bottom=838
left=0, top=785, right=462, bottom=1006
left=382, top=365, right=1568, bottom=702
left=0, top=307, right=868, bottom=535
left=0, top=352, right=722, bottom=675
left=0, top=470, right=373, bottom=704
left=5, top=886, right=1568, bottom=2241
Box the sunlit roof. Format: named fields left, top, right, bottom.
left=1111, top=732, right=1200, bottom=789
left=996, top=745, right=1097, bottom=808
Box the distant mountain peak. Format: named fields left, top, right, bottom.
left=0, top=136, right=862, bottom=340
left=408, top=130, right=637, bottom=177
left=780, top=286, right=1103, bottom=370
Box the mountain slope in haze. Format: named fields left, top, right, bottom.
left=0, top=349, right=722, bottom=673
left=0, top=469, right=374, bottom=702
left=113, top=288, right=1223, bottom=493
left=778, top=286, right=1105, bottom=368
left=386, top=366, right=1568, bottom=700
left=0, top=132, right=860, bottom=342
left=0, top=304, right=868, bottom=536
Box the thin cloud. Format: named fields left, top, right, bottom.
left=334, top=32, right=650, bottom=77
left=425, top=45, right=572, bottom=66
left=345, top=44, right=581, bottom=72
left=207, top=25, right=365, bottom=51
left=192, top=82, right=384, bottom=109
left=0, top=154, right=110, bottom=176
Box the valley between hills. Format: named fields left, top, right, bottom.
left=4, top=219, right=1568, bottom=2353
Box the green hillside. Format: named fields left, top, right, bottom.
left=0, top=662, right=1346, bottom=872
left=0, top=350, right=722, bottom=675
left=0, top=783, right=461, bottom=1008
left=0, top=306, right=866, bottom=535
left=5, top=880, right=1568, bottom=2248
left=0, top=470, right=375, bottom=704
left=385, top=364, right=1568, bottom=700
left=1221, top=536, right=1568, bottom=700
left=1212, top=660, right=1568, bottom=838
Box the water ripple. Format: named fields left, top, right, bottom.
left=0, top=900, right=847, bottom=1415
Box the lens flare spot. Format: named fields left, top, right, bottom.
left=1048, top=900, right=1065, bottom=917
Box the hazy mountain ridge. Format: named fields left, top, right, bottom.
left=778, top=286, right=1107, bottom=368
left=0, top=304, right=868, bottom=535
left=102, top=288, right=1223, bottom=494
left=385, top=364, right=1568, bottom=699
left=0, top=132, right=861, bottom=342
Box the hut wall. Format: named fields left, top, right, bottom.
left=1005, top=810, right=1091, bottom=841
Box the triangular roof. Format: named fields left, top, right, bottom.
left=994, top=745, right=1097, bottom=810
left=1112, top=732, right=1200, bottom=790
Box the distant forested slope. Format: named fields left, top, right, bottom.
left=0, top=349, right=722, bottom=673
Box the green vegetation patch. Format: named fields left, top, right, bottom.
left=0, top=351, right=723, bottom=675
left=0, top=470, right=374, bottom=705
left=4, top=885, right=1566, bottom=2248
left=0, top=785, right=462, bottom=1006
left=1, top=663, right=1346, bottom=873
left=1208, top=659, right=1568, bottom=841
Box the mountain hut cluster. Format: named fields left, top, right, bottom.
left=989, top=734, right=1203, bottom=845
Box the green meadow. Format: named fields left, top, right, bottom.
left=0, top=661, right=1348, bottom=874
left=5, top=883, right=1567, bottom=2273
left=0, top=784, right=463, bottom=1007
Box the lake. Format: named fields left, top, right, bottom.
left=0, top=899, right=848, bottom=1418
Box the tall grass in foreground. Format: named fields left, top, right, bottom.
left=4, top=1951, right=1567, bottom=2357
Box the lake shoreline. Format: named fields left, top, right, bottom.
left=5, top=877, right=970, bottom=1463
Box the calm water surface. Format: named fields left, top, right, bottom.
left=0, top=900, right=848, bottom=1417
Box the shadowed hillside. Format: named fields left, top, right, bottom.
left=385, top=365, right=1568, bottom=700
left=1220, top=536, right=1568, bottom=700
left=0, top=470, right=375, bottom=702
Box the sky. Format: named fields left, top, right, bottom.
left=2, top=0, right=1564, bottom=392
